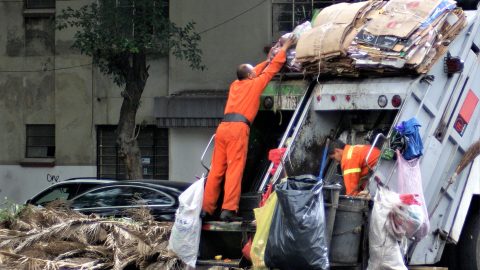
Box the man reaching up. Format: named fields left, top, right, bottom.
left=202, top=36, right=296, bottom=221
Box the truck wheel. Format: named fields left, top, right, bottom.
left=458, top=209, right=480, bottom=270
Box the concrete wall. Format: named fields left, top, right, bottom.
left=0, top=2, right=56, bottom=164
left=167, top=0, right=273, bottom=184
left=169, top=128, right=215, bottom=182
left=0, top=165, right=96, bottom=204
left=0, top=0, right=273, bottom=202
left=169, top=0, right=272, bottom=93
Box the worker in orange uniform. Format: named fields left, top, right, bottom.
left=202, top=36, right=296, bottom=221
left=328, top=139, right=381, bottom=196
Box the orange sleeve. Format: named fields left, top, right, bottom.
left=366, top=148, right=381, bottom=168
left=253, top=61, right=268, bottom=75
left=250, top=49, right=286, bottom=96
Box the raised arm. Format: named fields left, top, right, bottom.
left=253, top=61, right=268, bottom=75
left=251, top=36, right=296, bottom=95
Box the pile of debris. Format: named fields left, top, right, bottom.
left=295, top=0, right=467, bottom=76
left=0, top=201, right=184, bottom=270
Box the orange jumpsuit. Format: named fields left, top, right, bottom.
left=202, top=50, right=287, bottom=215
left=341, top=145, right=381, bottom=196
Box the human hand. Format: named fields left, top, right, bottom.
left=281, top=35, right=297, bottom=51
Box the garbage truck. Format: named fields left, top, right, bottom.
left=196, top=5, right=480, bottom=270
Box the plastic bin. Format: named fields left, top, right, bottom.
left=326, top=195, right=369, bottom=264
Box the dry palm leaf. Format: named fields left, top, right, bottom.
left=430, top=139, right=480, bottom=217
left=0, top=204, right=184, bottom=270
left=456, top=139, right=480, bottom=175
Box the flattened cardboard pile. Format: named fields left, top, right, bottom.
left=296, top=0, right=467, bottom=76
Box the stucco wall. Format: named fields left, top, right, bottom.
left=0, top=0, right=272, bottom=199
left=0, top=2, right=56, bottom=164
left=169, top=128, right=215, bottom=182
left=169, top=0, right=272, bottom=93
left=0, top=165, right=96, bottom=204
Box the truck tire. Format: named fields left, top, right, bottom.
left=458, top=210, right=480, bottom=270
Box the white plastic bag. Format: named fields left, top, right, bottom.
left=168, top=177, right=205, bottom=268
left=367, top=187, right=407, bottom=270
left=396, top=151, right=430, bottom=240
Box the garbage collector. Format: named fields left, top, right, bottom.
left=328, top=139, right=381, bottom=196
left=202, top=36, right=296, bottom=221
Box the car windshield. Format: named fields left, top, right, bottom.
left=30, top=183, right=101, bottom=206
left=33, top=187, right=71, bottom=205
left=71, top=185, right=173, bottom=209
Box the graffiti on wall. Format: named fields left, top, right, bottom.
left=46, top=173, right=60, bottom=183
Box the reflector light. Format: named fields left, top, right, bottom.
left=263, top=96, right=274, bottom=109
left=391, top=95, right=402, bottom=108
left=345, top=95, right=351, bottom=102
left=331, top=95, right=336, bottom=102
left=444, top=54, right=464, bottom=74
left=317, top=95, right=321, bottom=102
left=378, top=95, right=388, bottom=108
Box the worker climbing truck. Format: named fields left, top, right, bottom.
left=196, top=5, right=480, bottom=270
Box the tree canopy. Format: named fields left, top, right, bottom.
left=57, top=0, right=205, bottom=179
left=57, top=0, right=204, bottom=86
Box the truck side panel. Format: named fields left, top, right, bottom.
left=372, top=14, right=480, bottom=263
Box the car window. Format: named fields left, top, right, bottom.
left=30, top=183, right=102, bottom=206
left=71, top=186, right=173, bottom=209
left=33, top=187, right=72, bottom=205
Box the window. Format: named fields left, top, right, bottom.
left=25, top=0, right=55, bottom=9
left=116, top=0, right=168, bottom=17
left=272, top=0, right=362, bottom=40
left=26, top=124, right=55, bottom=158
left=32, top=186, right=70, bottom=205
left=29, top=183, right=103, bottom=205
left=71, top=186, right=173, bottom=209
left=25, top=17, right=55, bottom=56
left=97, top=126, right=169, bottom=179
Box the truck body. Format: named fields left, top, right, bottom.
left=198, top=7, right=480, bottom=270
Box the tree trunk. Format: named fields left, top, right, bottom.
left=116, top=52, right=149, bottom=179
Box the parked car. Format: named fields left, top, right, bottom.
left=68, top=180, right=191, bottom=221
left=27, top=178, right=116, bottom=206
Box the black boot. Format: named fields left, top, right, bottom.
left=200, top=210, right=215, bottom=221
left=219, top=210, right=243, bottom=222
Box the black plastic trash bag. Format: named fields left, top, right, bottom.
left=265, top=176, right=329, bottom=270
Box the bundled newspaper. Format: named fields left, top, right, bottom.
left=295, top=0, right=467, bottom=76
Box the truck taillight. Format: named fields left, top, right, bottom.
left=444, top=54, right=464, bottom=75
left=345, top=95, right=351, bottom=102
left=378, top=95, right=387, bottom=108
left=331, top=95, right=336, bottom=102
left=391, top=95, right=402, bottom=108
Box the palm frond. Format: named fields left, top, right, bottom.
left=0, top=205, right=180, bottom=269
left=456, top=139, right=480, bottom=174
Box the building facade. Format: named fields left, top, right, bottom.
left=0, top=0, right=336, bottom=203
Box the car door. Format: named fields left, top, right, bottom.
left=69, top=185, right=175, bottom=220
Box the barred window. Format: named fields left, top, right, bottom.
left=97, top=126, right=169, bottom=180
left=25, top=0, right=55, bottom=9
left=272, top=0, right=362, bottom=40
left=26, top=125, right=55, bottom=158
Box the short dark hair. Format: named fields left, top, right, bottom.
left=327, top=139, right=346, bottom=155
left=237, top=64, right=251, bottom=80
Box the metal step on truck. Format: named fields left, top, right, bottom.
left=196, top=6, right=480, bottom=270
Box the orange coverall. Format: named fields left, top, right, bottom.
left=202, top=50, right=287, bottom=215
left=341, top=144, right=381, bottom=196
